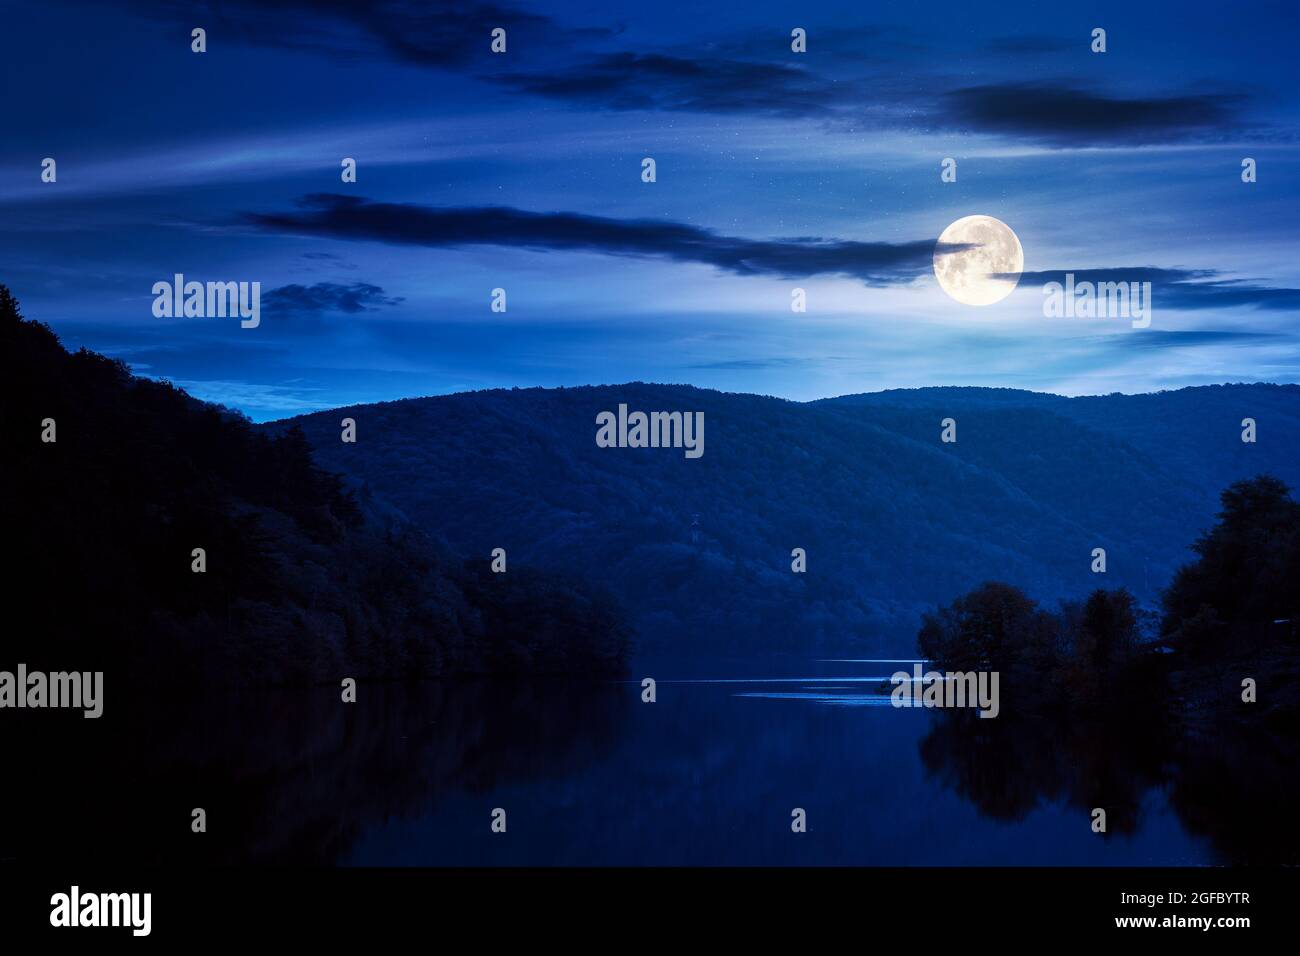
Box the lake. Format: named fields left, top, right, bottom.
left=6, top=658, right=1274, bottom=866
left=343, top=667, right=1213, bottom=864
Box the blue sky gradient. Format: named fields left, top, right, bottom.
left=2, top=0, right=1297, bottom=419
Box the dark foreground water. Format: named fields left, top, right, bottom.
left=343, top=664, right=1212, bottom=866
left=6, top=659, right=1290, bottom=866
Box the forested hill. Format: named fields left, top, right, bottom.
left=274, top=381, right=1300, bottom=658
left=0, top=287, right=629, bottom=687
left=819, top=384, right=1300, bottom=508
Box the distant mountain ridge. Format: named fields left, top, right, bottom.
left=821, top=383, right=1300, bottom=506
left=273, top=382, right=1300, bottom=659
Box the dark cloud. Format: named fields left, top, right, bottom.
left=1104, top=330, right=1289, bottom=350
left=245, top=194, right=967, bottom=285
left=932, top=83, right=1250, bottom=145
left=115, top=0, right=576, bottom=67
left=1013, top=267, right=1214, bottom=283
left=104, top=2, right=1265, bottom=147
left=701, top=24, right=899, bottom=59
left=688, top=358, right=813, bottom=370
left=263, top=281, right=404, bottom=317
left=492, top=52, right=844, bottom=117
left=1014, top=268, right=1300, bottom=311
left=497, top=62, right=1256, bottom=146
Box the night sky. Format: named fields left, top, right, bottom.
left=2, top=0, right=1297, bottom=420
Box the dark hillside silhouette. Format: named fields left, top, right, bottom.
left=0, top=286, right=630, bottom=690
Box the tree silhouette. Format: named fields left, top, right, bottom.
left=0, top=284, right=630, bottom=689
left=1162, top=475, right=1300, bottom=652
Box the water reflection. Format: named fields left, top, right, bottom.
left=914, top=676, right=1300, bottom=864
left=0, top=678, right=629, bottom=865
left=2, top=662, right=1293, bottom=866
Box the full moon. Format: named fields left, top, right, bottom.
left=933, top=215, right=1023, bottom=306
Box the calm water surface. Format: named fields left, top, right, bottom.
left=335, top=660, right=1214, bottom=866
left=14, top=658, right=1271, bottom=866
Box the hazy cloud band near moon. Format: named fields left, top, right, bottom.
left=245, top=194, right=970, bottom=285
left=246, top=197, right=1300, bottom=307
left=1013, top=268, right=1300, bottom=310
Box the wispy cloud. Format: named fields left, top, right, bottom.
left=1015, top=268, right=1300, bottom=310
left=1094, top=330, right=1290, bottom=351
left=111, top=0, right=574, bottom=67
left=687, top=357, right=816, bottom=370
left=244, top=194, right=969, bottom=285
left=492, top=52, right=845, bottom=117
left=263, top=281, right=404, bottom=317
left=160, top=378, right=332, bottom=415
left=96, top=1, right=1273, bottom=148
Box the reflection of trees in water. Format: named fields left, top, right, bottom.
left=0, top=679, right=629, bottom=865
left=1163, top=670, right=1300, bottom=865
left=915, top=473, right=1300, bottom=865
left=917, top=706, right=1171, bottom=836
left=918, top=698, right=1300, bottom=863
